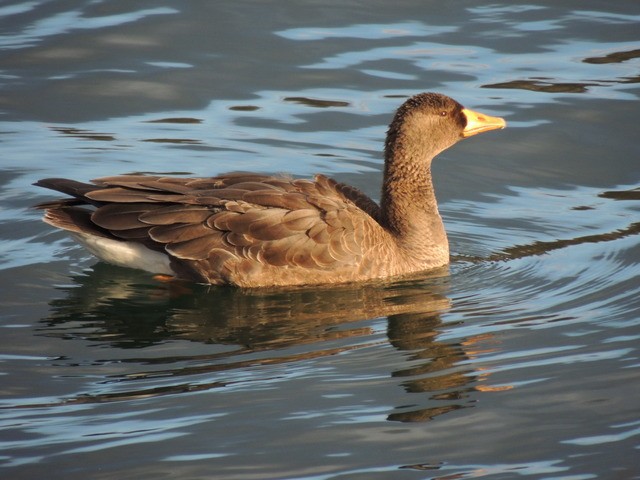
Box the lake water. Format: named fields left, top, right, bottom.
left=1, top=1, right=639, bottom=479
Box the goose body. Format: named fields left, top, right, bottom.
left=35, top=93, right=505, bottom=287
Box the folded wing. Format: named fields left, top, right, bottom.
left=35, top=173, right=381, bottom=285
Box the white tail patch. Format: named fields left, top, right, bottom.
left=72, top=233, right=174, bottom=275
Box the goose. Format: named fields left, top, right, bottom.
left=35, top=92, right=505, bottom=287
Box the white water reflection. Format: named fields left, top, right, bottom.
left=276, top=22, right=455, bottom=41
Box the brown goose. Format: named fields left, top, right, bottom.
left=35, top=93, right=505, bottom=287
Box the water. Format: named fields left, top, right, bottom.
left=1, top=1, right=639, bottom=478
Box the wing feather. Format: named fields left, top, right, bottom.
left=242, top=190, right=309, bottom=210
left=91, top=203, right=164, bottom=230
left=281, top=209, right=319, bottom=231
left=307, top=221, right=330, bottom=244
left=309, top=241, right=337, bottom=267
left=139, top=205, right=213, bottom=225
left=86, top=187, right=159, bottom=203
left=111, top=227, right=155, bottom=240
left=149, top=223, right=212, bottom=243
left=166, top=233, right=225, bottom=260
left=36, top=171, right=383, bottom=284
left=224, top=232, right=253, bottom=247
left=209, top=211, right=241, bottom=231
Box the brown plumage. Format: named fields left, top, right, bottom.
left=34, top=93, right=505, bottom=287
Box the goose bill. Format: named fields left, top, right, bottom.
left=461, top=108, right=506, bottom=137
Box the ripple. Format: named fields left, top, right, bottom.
left=0, top=6, right=178, bottom=49
left=275, top=22, right=454, bottom=41
left=1, top=3, right=639, bottom=478
left=563, top=419, right=640, bottom=446
left=48, top=127, right=115, bottom=142
left=0, top=407, right=219, bottom=466
left=483, top=79, right=596, bottom=93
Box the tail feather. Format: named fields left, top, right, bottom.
left=34, top=198, right=85, bottom=209
left=33, top=178, right=99, bottom=205
left=42, top=205, right=113, bottom=239
left=34, top=177, right=174, bottom=276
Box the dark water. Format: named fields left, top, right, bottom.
left=1, top=1, right=639, bottom=479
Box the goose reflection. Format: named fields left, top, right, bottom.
left=41, top=264, right=486, bottom=422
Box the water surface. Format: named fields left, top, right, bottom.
left=1, top=1, right=639, bottom=479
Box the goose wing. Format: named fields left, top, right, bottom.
left=36, top=173, right=381, bottom=284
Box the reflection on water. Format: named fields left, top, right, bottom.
left=36, top=264, right=486, bottom=423
left=145, top=117, right=203, bottom=124
left=600, top=186, right=640, bottom=201
left=283, top=97, right=351, bottom=108
left=484, top=80, right=596, bottom=94
left=584, top=48, right=640, bottom=64
left=49, top=126, right=116, bottom=142
left=491, top=221, right=640, bottom=261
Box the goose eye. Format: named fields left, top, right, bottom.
left=439, top=111, right=448, bottom=117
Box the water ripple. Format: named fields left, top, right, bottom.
left=1, top=2, right=639, bottom=478
left=0, top=5, right=178, bottom=49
